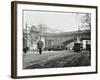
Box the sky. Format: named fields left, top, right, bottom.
left=23, top=10, right=87, bottom=33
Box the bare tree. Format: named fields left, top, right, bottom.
left=80, top=13, right=91, bottom=31
left=30, top=24, right=49, bottom=41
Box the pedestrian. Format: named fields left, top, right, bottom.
left=23, top=47, right=29, bottom=54
left=37, top=40, right=43, bottom=55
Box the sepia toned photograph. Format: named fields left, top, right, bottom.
left=11, top=1, right=97, bottom=78
left=23, top=10, right=91, bottom=69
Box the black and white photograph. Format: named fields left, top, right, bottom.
left=11, top=1, right=97, bottom=78
left=23, top=10, right=91, bottom=69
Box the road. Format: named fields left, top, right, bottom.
left=23, top=50, right=91, bottom=69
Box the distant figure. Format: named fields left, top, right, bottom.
left=37, top=40, right=43, bottom=55
left=23, top=47, right=29, bottom=54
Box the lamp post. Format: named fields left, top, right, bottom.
left=25, top=23, right=28, bottom=48
left=78, top=24, right=82, bottom=42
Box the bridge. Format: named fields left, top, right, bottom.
left=43, top=30, right=90, bottom=48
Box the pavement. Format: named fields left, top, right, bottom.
left=23, top=50, right=91, bottom=69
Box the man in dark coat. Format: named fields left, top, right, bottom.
left=37, top=40, right=43, bottom=55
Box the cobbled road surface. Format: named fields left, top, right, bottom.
left=23, top=50, right=90, bottom=69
